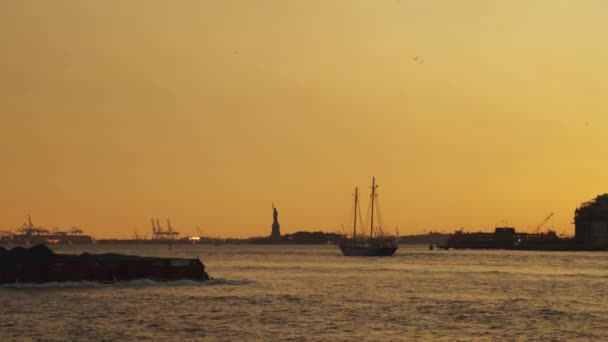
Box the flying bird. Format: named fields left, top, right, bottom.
left=413, top=56, right=418, bottom=61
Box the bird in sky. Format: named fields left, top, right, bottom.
left=413, top=56, right=418, bottom=61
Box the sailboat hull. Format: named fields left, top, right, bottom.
left=339, top=245, right=398, bottom=257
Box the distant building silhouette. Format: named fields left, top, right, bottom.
left=270, top=205, right=281, bottom=239
left=575, top=194, right=608, bottom=248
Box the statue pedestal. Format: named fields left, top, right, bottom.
left=271, top=222, right=281, bottom=239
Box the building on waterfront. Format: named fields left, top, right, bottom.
left=270, top=205, right=281, bottom=239
left=574, top=194, right=608, bottom=249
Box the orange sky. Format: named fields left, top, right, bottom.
left=2, top=1, right=608, bottom=238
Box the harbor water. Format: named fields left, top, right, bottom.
left=1, top=244, right=607, bottom=341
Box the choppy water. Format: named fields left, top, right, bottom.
left=1, top=244, right=608, bottom=341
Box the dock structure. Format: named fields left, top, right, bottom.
left=440, top=195, right=608, bottom=251
left=0, top=216, right=93, bottom=245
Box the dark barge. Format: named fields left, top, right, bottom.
left=0, top=245, right=210, bottom=283
left=438, top=227, right=584, bottom=251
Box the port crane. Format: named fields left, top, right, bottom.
left=150, top=218, right=180, bottom=240
left=535, top=212, right=554, bottom=234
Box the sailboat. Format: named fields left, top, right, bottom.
left=339, top=177, right=399, bottom=256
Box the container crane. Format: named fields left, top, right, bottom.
left=536, top=212, right=554, bottom=234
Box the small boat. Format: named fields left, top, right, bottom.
left=339, top=177, right=399, bottom=256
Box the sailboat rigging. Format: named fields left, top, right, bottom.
left=339, top=177, right=399, bottom=256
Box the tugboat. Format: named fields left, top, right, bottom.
left=339, top=177, right=399, bottom=256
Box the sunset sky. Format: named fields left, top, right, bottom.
left=2, top=1, right=608, bottom=238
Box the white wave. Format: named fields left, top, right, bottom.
left=204, top=278, right=253, bottom=286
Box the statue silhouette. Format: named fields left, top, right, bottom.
left=272, top=205, right=278, bottom=224
left=271, top=204, right=281, bottom=238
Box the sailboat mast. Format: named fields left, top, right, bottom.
left=353, top=187, right=358, bottom=244
left=370, top=177, right=376, bottom=238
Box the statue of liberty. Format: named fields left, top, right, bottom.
left=271, top=204, right=281, bottom=238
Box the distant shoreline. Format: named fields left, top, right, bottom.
left=0, top=232, right=450, bottom=246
